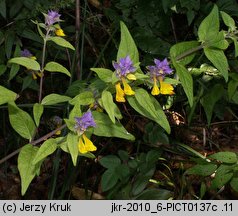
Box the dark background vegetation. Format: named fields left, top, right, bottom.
left=1, top=0, right=238, bottom=199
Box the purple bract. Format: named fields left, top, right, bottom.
left=45, top=10, right=61, bottom=25
left=74, top=111, right=96, bottom=133
left=113, top=56, right=136, bottom=77
left=21, top=49, right=33, bottom=58
left=148, top=58, right=173, bottom=78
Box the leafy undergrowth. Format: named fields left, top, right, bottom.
left=1, top=0, right=238, bottom=200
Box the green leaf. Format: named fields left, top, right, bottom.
left=8, top=102, right=36, bottom=140
left=198, top=5, right=219, bottom=42
left=200, top=84, right=224, bottom=125
left=0, top=85, right=17, bottom=105
left=132, top=88, right=170, bottom=133
left=211, top=164, right=234, bottom=189
left=0, top=64, right=7, bottom=76
left=32, top=138, right=57, bottom=165
left=170, top=41, right=200, bottom=65
left=9, top=64, right=20, bottom=81
left=49, top=36, right=75, bottom=50
left=228, top=79, right=238, bottom=100
left=69, top=103, right=82, bottom=120
left=186, top=164, right=218, bottom=176
left=99, top=155, right=121, bottom=169
left=101, top=169, right=119, bottom=192
left=18, top=144, right=41, bottom=195
left=230, top=176, right=238, bottom=192
left=135, top=188, right=172, bottom=200
left=132, top=175, right=151, bottom=196
left=232, top=38, right=238, bottom=57
left=209, top=152, right=237, bottom=164
left=117, top=21, right=139, bottom=63
left=92, top=111, right=135, bottom=140
left=8, top=57, right=40, bottom=71
left=41, top=94, right=71, bottom=105
left=90, top=68, right=113, bottom=83
left=44, top=61, right=71, bottom=77
left=173, top=62, right=193, bottom=107
left=101, top=90, right=122, bottom=123
left=0, top=0, right=6, bottom=18
left=33, top=103, right=44, bottom=127
left=206, top=31, right=229, bottom=49
left=204, top=47, right=229, bottom=81
left=67, top=132, right=79, bottom=166
left=69, top=91, right=95, bottom=106
left=220, top=11, right=236, bottom=31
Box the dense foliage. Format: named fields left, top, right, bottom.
left=1, top=0, right=238, bottom=199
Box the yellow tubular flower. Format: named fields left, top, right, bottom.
left=78, top=134, right=97, bottom=154
left=126, top=73, right=136, bottom=80
left=83, top=134, right=97, bottom=152
left=55, top=28, right=66, bottom=37
left=151, top=77, right=160, bottom=95
left=122, top=78, right=135, bottom=95
left=115, top=82, right=126, bottom=102
left=159, top=77, right=174, bottom=95
left=78, top=136, right=87, bottom=154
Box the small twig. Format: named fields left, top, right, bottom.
left=0, top=124, right=66, bottom=165
left=210, top=120, right=238, bottom=126
left=75, top=0, right=81, bottom=79
left=170, top=17, right=178, bottom=43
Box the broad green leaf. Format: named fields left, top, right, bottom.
left=69, top=103, right=82, bottom=120
left=200, top=84, right=224, bottom=125
left=101, top=90, right=122, bottom=123
left=9, top=64, right=20, bottom=81
left=131, top=88, right=170, bottom=133
left=228, top=79, right=238, bottom=100
left=8, top=57, right=40, bottom=71
left=41, top=94, right=71, bottom=105
left=170, top=41, right=200, bottom=65
left=230, top=176, right=238, bottom=192
left=232, top=38, right=238, bottom=57
left=186, top=164, right=217, bottom=176
left=117, top=21, right=139, bottom=63
left=44, top=61, right=71, bottom=77
left=99, top=155, right=121, bottom=169
left=204, top=47, right=229, bottom=81
left=209, top=152, right=237, bottom=164
left=101, top=169, right=119, bottom=192
left=0, top=0, right=6, bottom=18
left=0, top=85, right=17, bottom=105
left=206, top=31, right=229, bottom=49
left=173, top=62, right=193, bottom=107
left=49, top=37, right=75, bottom=50
left=207, top=31, right=229, bottom=50
left=0, top=64, right=7, bottom=76
left=198, top=5, right=219, bottom=42
left=135, top=188, right=172, bottom=200
left=211, top=164, right=234, bottom=189
left=132, top=175, right=152, bottom=196
left=18, top=144, right=40, bottom=195
left=69, top=91, right=95, bottom=106
left=67, top=132, right=79, bottom=166
left=33, top=103, right=44, bottom=127
left=90, top=68, right=113, bottom=83
left=92, top=111, right=135, bottom=140
left=32, top=138, right=57, bottom=164
left=8, top=102, right=36, bottom=140
left=220, top=11, right=236, bottom=31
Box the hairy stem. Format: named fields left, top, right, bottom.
left=39, top=29, right=50, bottom=103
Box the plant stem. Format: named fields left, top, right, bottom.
left=175, top=44, right=204, bottom=61
left=39, top=29, right=50, bottom=103
left=0, top=124, right=66, bottom=165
